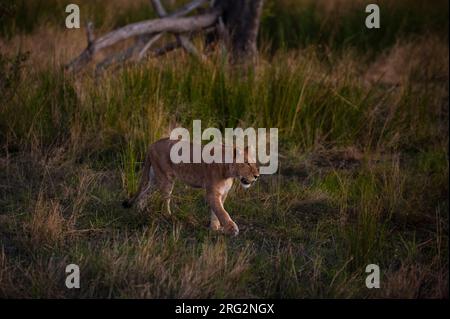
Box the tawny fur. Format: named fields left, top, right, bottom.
left=123, top=138, right=259, bottom=236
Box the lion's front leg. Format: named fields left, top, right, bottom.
left=207, top=190, right=238, bottom=237
left=210, top=188, right=230, bottom=232
left=210, top=210, right=222, bottom=232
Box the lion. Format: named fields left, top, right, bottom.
left=122, top=138, right=260, bottom=236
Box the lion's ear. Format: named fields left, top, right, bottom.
left=233, top=147, right=243, bottom=160
left=244, top=145, right=256, bottom=162
left=233, top=147, right=238, bottom=159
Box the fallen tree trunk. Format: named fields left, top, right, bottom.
left=66, top=0, right=264, bottom=73
left=67, top=9, right=219, bottom=72
left=94, top=0, right=209, bottom=74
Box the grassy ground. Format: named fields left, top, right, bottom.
left=0, top=0, right=448, bottom=298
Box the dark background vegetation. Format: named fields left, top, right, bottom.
left=0, top=0, right=448, bottom=297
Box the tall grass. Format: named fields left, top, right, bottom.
left=2, top=45, right=446, bottom=155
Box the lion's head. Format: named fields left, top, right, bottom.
left=232, top=146, right=260, bottom=188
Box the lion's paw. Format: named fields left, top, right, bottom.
left=210, top=221, right=223, bottom=232
left=223, top=220, right=239, bottom=237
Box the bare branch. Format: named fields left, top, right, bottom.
left=171, top=0, right=209, bottom=17
left=95, top=45, right=140, bottom=76
left=138, top=0, right=209, bottom=60
left=66, top=8, right=220, bottom=72
left=177, top=36, right=202, bottom=58
left=152, top=40, right=181, bottom=57
left=94, top=0, right=211, bottom=73
left=150, top=26, right=216, bottom=59
left=150, top=0, right=203, bottom=60
left=86, top=22, right=95, bottom=45
left=151, top=0, right=167, bottom=16
left=137, top=32, right=164, bottom=60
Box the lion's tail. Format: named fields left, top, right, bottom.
left=122, top=153, right=152, bottom=208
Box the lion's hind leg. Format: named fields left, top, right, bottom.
left=122, top=154, right=154, bottom=210
left=157, top=180, right=174, bottom=216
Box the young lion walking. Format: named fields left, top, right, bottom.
left=122, top=138, right=259, bottom=236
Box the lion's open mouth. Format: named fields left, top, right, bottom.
left=240, top=178, right=252, bottom=185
